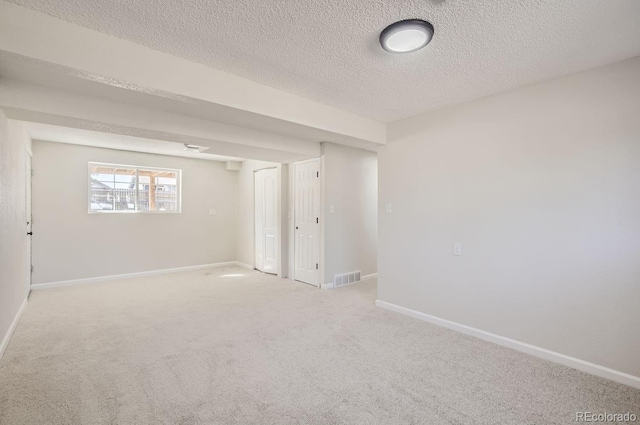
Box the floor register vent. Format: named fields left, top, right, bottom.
left=334, top=271, right=361, bottom=287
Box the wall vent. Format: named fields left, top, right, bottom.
left=334, top=271, right=362, bottom=287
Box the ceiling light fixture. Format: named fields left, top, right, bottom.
left=184, top=143, right=201, bottom=152
left=380, top=19, right=434, bottom=53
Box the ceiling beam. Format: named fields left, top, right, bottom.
left=0, top=0, right=386, bottom=147
left=0, top=79, right=322, bottom=163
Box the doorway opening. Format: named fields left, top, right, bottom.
left=254, top=167, right=278, bottom=274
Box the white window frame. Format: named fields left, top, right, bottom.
left=88, top=162, right=182, bottom=214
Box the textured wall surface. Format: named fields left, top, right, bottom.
left=0, top=112, right=30, bottom=345
left=6, top=0, right=640, bottom=122
left=379, top=57, right=640, bottom=377
left=323, top=143, right=377, bottom=283
left=31, top=141, right=238, bottom=284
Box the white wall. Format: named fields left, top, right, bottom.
left=32, top=141, right=238, bottom=284
left=379, top=57, right=640, bottom=378
left=0, top=112, right=31, bottom=354
left=322, top=143, right=378, bottom=284
left=235, top=159, right=283, bottom=272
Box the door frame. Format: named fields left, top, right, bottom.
left=290, top=157, right=324, bottom=288
left=254, top=166, right=279, bottom=275
left=25, top=147, right=33, bottom=298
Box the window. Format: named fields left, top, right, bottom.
left=89, top=163, right=181, bottom=213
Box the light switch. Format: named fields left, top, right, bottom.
left=385, top=203, right=393, bottom=214
left=329, top=205, right=335, bottom=213
left=453, top=243, right=462, bottom=256
left=209, top=209, right=217, bottom=216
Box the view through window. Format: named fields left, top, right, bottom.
left=89, top=163, right=181, bottom=213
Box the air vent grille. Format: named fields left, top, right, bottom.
left=334, top=271, right=362, bottom=287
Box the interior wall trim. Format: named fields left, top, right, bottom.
left=375, top=299, right=640, bottom=390
left=235, top=262, right=254, bottom=270
left=31, top=261, right=246, bottom=290
left=0, top=298, right=28, bottom=361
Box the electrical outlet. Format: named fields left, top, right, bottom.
left=209, top=209, right=217, bottom=216
left=329, top=205, right=335, bottom=213
left=453, top=243, right=462, bottom=256
left=385, top=203, right=393, bottom=214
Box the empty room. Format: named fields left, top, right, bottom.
left=0, top=0, right=639, bottom=424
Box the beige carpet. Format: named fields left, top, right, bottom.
left=1, top=267, right=638, bottom=424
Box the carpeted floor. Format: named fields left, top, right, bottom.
left=0, top=267, right=638, bottom=424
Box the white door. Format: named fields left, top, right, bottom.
left=293, top=159, right=321, bottom=286
left=255, top=168, right=278, bottom=274
left=26, top=152, right=32, bottom=297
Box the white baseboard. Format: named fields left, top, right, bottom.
left=31, top=261, right=244, bottom=290
left=0, top=298, right=27, bottom=361
left=235, top=262, right=254, bottom=270
left=375, top=299, right=640, bottom=390
left=361, top=273, right=378, bottom=281
left=321, top=282, right=334, bottom=289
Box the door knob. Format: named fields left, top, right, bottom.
left=27, top=232, right=33, bottom=235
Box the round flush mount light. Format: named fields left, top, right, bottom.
left=380, top=19, right=434, bottom=53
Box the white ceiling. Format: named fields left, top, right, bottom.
left=0, top=50, right=376, bottom=151
left=6, top=0, right=640, bottom=123
left=26, top=123, right=246, bottom=162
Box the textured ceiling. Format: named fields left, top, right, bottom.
left=7, top=0, right=640, bottom=122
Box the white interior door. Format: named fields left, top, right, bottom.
left=26, top=152, right=32, bottom=297
left=255, top=168, right=278, bottom=274
left=293, top=159, right=320, bottom=286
